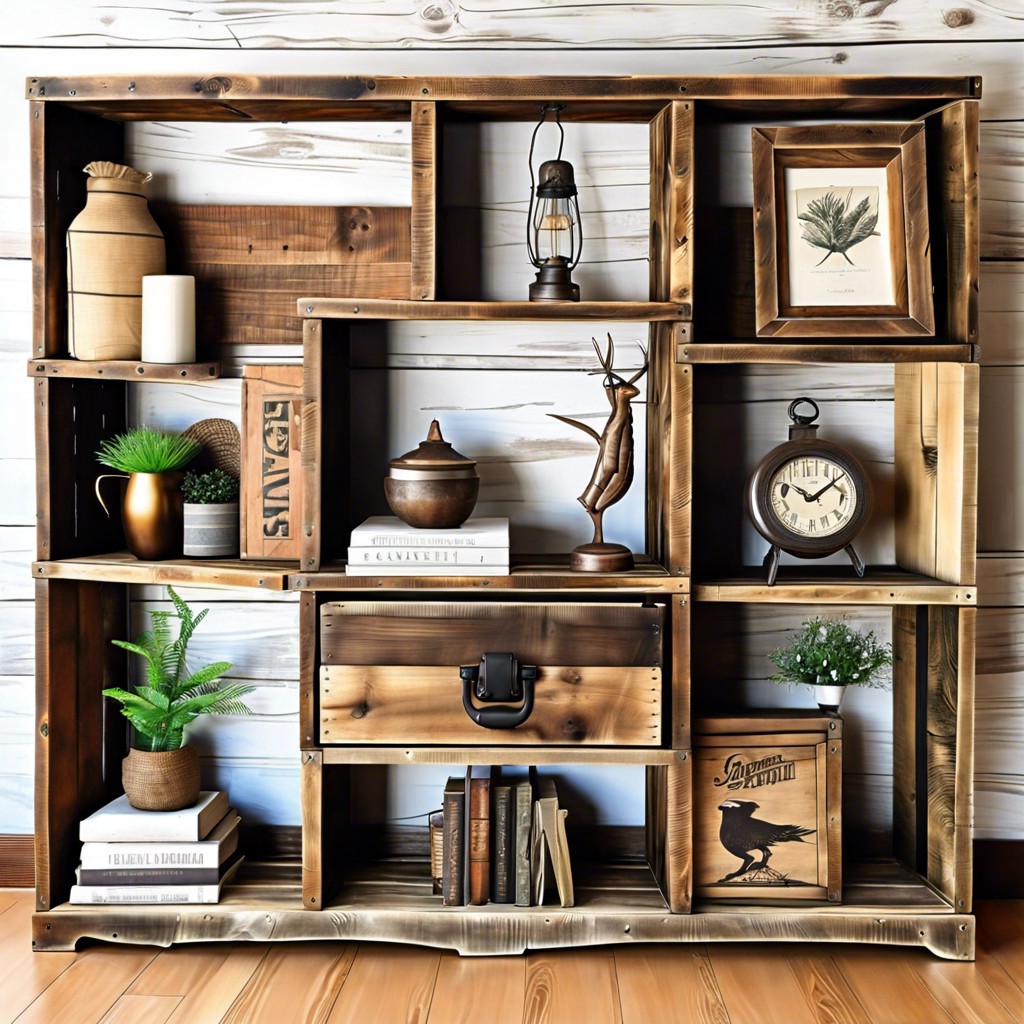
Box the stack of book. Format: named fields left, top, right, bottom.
left=70, top=790, right=243, bottom=905
left=439, top=766, right=573, bottom=909
left=346, top=516, right=510, bottom=576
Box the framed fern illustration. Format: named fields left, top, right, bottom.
left=751, top=123, right=934, bottom=338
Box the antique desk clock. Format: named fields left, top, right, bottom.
left=746, top=398, right=871, bottom=585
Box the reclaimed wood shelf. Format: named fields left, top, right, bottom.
left=33, top=553, right=291, bottom=590
left=29, top=73, right=979, bottom=961
left=290, top=557, right=682, bottom=592
left=677, top=341, right=978, bottom=365
left=32, top=859, right=970, bottom=959
left=298, top=298, right=688, bottom=321
left=26, top=358, right=222, bottom=381
left=692, top=569, right=977, bottom=605
left=319, top=746, right=683, bottom=766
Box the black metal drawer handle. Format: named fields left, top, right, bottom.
left=459, top=652, right=537, bottom=729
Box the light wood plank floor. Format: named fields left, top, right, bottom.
left=1, top=891, right=1020, bottom=1024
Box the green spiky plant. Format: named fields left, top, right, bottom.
left=768, top=616, right=892, bottom=691
left=797, top=188, right=879, bottom=267
left=103, top=586, right=254, bottom=751
left=96, top=425, right=200, bottom=474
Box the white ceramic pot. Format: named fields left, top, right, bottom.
left=183, top=502, right=239, bottom=557
left=813, top=684, right=846, bottom=713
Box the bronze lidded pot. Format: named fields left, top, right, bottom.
left=384, top=420, right=479, bottom=529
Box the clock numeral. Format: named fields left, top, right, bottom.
left=834, top=509, right=844, bottom=522
left=788, top=511, right=798, bottom=526
left=819, top=515, right=829, bottom=528
left=779, top=500, right=790, bottom=513
left=807, top=519, right=816, bottom=532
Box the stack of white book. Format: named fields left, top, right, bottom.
left=70, top=790, right=243, bottom=904
left=346, top=516, right=510, bottom=576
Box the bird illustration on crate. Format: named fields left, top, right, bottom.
left=717, top=799, right=815, bottom=884
left=548, top=333, right=648, bottom=573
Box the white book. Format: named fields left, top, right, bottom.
left=79, top=790, right=229, bottom=843
left=79, top=811, right=241, bottom=871
left=349, top=516, right=510, bottom=548
left=347, top=546, right=509, bottom=567
left=69, top=853, right=243, bottom=905
left=346, top=563, right=511, bottom=577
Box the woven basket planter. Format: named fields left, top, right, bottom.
left=67, top=161, right=165, bottom=361
left=122, top=745, right=201, bottom=811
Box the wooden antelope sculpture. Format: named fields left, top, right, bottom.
left=550, top=333, right=648, bottom=571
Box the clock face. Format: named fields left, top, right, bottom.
left=768, top=456, right=860, bottom=539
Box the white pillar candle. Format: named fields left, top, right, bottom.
left=141, top=275, right=196, bottom=363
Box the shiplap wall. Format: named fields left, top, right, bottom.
left=1, top=5, right=1022, bottom=840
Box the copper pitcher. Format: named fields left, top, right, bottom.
left=95, top=471, right=184, bottom=560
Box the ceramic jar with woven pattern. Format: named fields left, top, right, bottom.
left=67, top=161, right=166, bottom=360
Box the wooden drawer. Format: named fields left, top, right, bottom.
left=319, top=600, right=665, bottom=746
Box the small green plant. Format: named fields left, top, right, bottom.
left=103, top=586, right=254, bottom=751
left=768, top=616, right=892, bottom=690
left=798, top=188, right=879, bottom=267
left=96, top=426, right=199, bottom=474
left=182, top=468, right=240, bottom=504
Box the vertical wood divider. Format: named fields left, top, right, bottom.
left=301, top=749, right=349, bottom=910
left=891, top=605, right=919, bottom=869
left=954, top=606, right=975, bottom=912
left=671, top=595, right=690, bottom=750
left=649, top=100, right=694, bottom=306
left=940, top=101, right=980, bottom=346
left=411, top=101, right=438, bottom=300
left=665, top=759, right=692, bottom=912
left=299, top=592, right=318, bottom=748
left=301, top=319, right=324, bottom=572
left=34, top=579, right=80, bottom=911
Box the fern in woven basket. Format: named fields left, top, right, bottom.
left=103, top=586, right=254, bottom=751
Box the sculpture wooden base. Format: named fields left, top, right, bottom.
left=570, top=543, right=634, bottom=572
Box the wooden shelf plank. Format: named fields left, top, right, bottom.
left=298, top=298, right=688, bottom=321
left=26, top=359, right=222, bottom=381
left=693, top=569, right=976, bottom=605
left=291, top=558, right=686, bottom=593
left=678, top=341, right=977, bottom=364
left=319, top=747, right=683, bottom=766
left=32, top=860, right=969, bottom=959
left=33, top=553, right=291, bottom=590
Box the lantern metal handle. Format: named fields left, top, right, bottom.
left=527, top=104, right=582, bottom=271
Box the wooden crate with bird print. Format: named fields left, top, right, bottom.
left=693, top=712, right=842, bottom=902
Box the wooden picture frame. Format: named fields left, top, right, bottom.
left=752, top=123, right=933, bottom=338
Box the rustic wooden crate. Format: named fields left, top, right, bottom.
left=318, top=599, right=666, bottom=746
left=693, top=711, right=841, bottom=902
left=240, top=365, right=304, bottom=560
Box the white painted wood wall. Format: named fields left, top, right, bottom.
left=0, top=4, right=1021, bottom=844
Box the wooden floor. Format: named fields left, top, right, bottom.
left=1, top=891, right=1020, bottom=1024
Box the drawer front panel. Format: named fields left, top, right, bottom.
left=318, top=600, right=665, bottom=746
left=320, top=665, right=662, bottom=745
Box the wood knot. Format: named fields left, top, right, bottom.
left=351, top=702, right=370, bottom=719
left=943, top=8, right=974, bottom=26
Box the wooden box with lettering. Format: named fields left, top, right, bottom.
left=693, top=712, right=841, bottom=902
left=240, top=365, right=304, bottom=560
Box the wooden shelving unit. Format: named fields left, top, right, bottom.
left=29, top=73, right=979, bottom=960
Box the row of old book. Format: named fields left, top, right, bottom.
left=347, top=517, right=510, bottom=576
left=431, top=767, right=573, bottom=908
left=69, top=790, right=243, bottom=904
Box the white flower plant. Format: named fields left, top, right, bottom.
left=768, top=616, right=893, bottom=692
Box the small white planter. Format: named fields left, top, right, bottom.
left=813, top=684, right=846, bottom=713
left=183, top=502, right=239, bottom=557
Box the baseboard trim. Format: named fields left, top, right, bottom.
left=974, top=839, right=1024, bottom=898
left=0, top=835, right=33, bottom=888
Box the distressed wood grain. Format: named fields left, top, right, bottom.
left=6, top=3, right=1020, bottom=49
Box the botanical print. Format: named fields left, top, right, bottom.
left=797, top=186, right=878, bottom=267
left=784, top=165, right=895, bottom=309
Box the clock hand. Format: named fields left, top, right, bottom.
left=786, top=483, right=815, bottom=501
left=807, top=472, right=846, bottom=503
